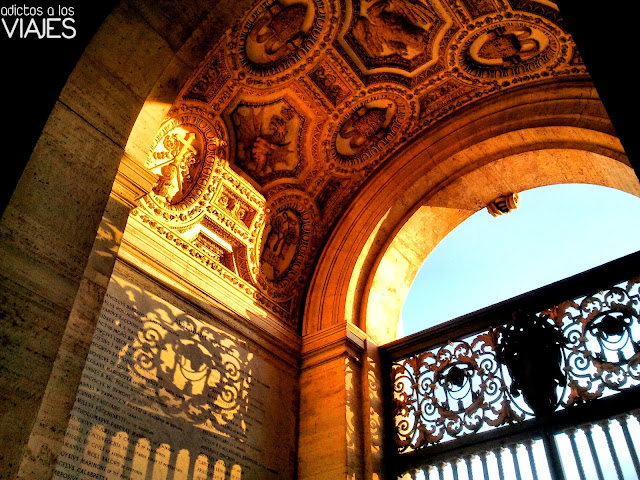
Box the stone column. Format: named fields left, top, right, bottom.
left=298, top=323, right=386, bottom=480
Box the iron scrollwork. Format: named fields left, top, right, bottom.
left=560, top=280, right=640, bottom=405
left=496, top=310, right=566, bottom=416
left=391, top=330, right=528, bottom=453
left=390, top=277, right=640, bottom=454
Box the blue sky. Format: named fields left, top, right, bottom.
left=400, top=183, right=640, bottom=337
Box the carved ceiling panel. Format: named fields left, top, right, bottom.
left=140, top=0, right=585, bottom=329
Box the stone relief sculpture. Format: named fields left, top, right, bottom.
left=145, top=0, right=585, bottom=326
left=232, top=102, right=300, bottom=181
left=457, top=16, right=559, bottom=79
left=336, top=104, right=393, bottom=157
left=352, top=0, right=436, bottom=60
left=147, top=128, right=202, bottom=204
left=471, top=25, right=546, bottom=66
left=246, top=2, right=313, bottom=66
left=260, top=209, right=300, bottom=281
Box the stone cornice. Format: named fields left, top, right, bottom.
left=300, top=321, right=367, bottom=370
left=111, top=154, right=157, bottom=208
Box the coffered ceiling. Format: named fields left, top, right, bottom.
left=132, top=0, right=587, bottom=328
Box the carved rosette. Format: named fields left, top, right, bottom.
left=233, top=0, right=335, bottom=83
left=256, top=190, right=319, bottom=301
left=451, top=13, right=565, bottom=82
left=327, top=91, right=410, bottom=169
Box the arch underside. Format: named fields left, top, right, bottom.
left=304, top=83, right=640, bottom=344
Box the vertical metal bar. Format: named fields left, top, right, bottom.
left=566, top=428, right=587, bottom=480
left=542, top=429, right=565, bottom=480
left=600, top=420, right=624, bottom=480
left=464, top=455, right=473, bottom=480
left=496, top=447, right=506, bottom=480
left=618, top=414, right=640, bottom=477
left=583, top=424, right=605, bottom=480
left=525, top=439, right=540, bottom=480
left=480, top=452, right=490, bottom=480
left=452, top=459, right=460, bottom=480
left=508, top=444, right=523, bottom=480
left=438, top=462, right=445, bottom=480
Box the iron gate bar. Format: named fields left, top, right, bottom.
left=618, top=414, right=640, bottom=477
left=380, top=250, right=640, bottom=478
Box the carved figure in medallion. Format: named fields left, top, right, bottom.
left=260, top=209, right=300, bottom=280
left=336, top=104, right=393, bottom=156
left=148, top=128, right=202, bottom=204
left=470, top=25, right=548, bottom=66
left=233, top=102, right=300, bottom=180
left=352, top=0, right=435, bottom=59
left=246, top=2, right=313, bottom=66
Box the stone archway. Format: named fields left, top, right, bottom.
left=0, top=1, right=256, bottom=477
left=303, top=80, right=636, bottom=341
left=364, top=146, right=640, bottom=345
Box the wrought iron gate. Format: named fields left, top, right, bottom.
left=381, top=252, right=640, bottom=480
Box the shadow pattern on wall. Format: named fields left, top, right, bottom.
left=52, top=272, right=281, bottom=480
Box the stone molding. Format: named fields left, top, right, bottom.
left=301, top=321, right=367, bottom=370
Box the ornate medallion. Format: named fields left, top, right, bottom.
left=237, top=0, right=329, bottom=78
left=452, top=14, right=563, bottom=81
left=146, top=115, right=227, bottom=211
left=327, top=92, right=409, bottom=168
left=257, top=191, right=318, bottom=299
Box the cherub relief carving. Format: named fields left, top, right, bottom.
left=352, top=0, right=435, bottom=60
left=260, top=209, right=300, bottom=280
left=232, top=103, right=299, bottom=181
left=148, top=129, right=201, bottom=204
left=336, top=105, right=392, bottom=156
left=246, top=2, right=312, bottom=66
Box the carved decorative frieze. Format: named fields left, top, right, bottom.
left=308, top=61, right=351, bottom=105
left=184, top=50, right=231, bottom=103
